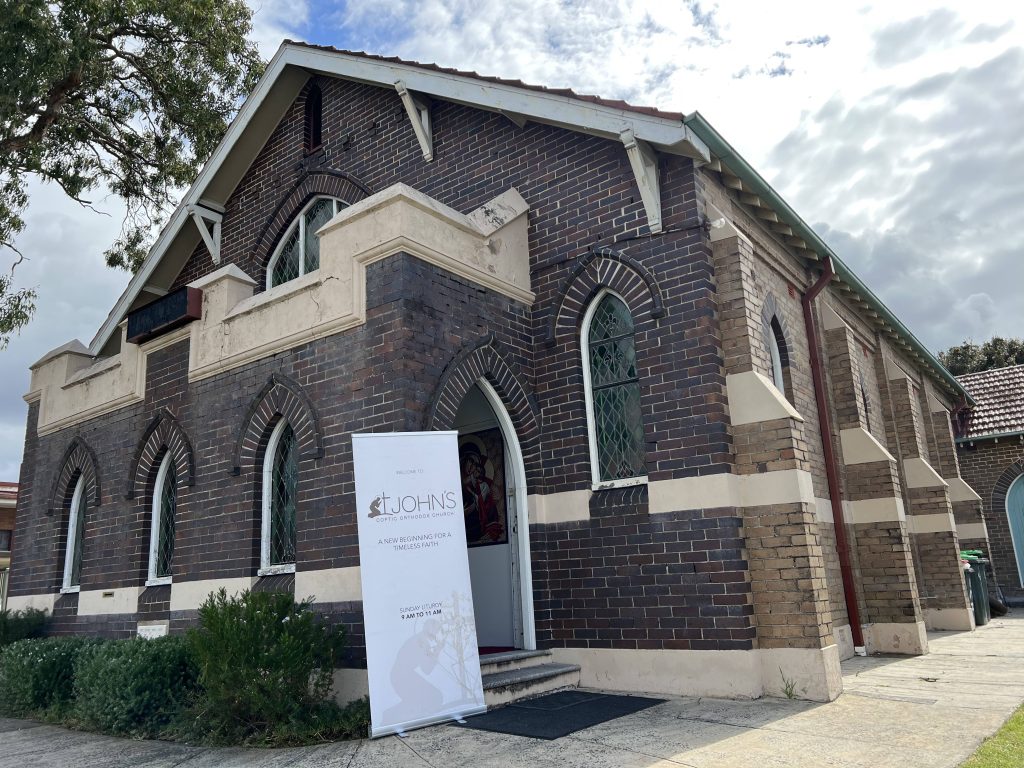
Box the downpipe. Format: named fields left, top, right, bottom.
left=801, top=256, right=867, bottom=655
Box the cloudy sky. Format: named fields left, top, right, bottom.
left=2, top=0, right=1022, bottom=480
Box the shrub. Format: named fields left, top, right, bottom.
left=72, top=635, right=198, bottom=737
left=0, top=636, right=101, bottom=717
left=0, top=608, right=48, bottom=646
left=185, top=589, right=347, bottom=744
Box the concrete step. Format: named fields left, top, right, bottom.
left=479, top=649, right=551, bottom=676
left=482, top=662, right=581, bottom=708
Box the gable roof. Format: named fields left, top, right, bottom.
left=957, top=365, right=1024, bottom=440
left=83, top=41, right=970, bottom=404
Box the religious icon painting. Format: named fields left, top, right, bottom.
left=458, top=428, right=508, bottom=547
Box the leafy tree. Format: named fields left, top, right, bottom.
left=0, top=0, right=265, bottom=347
left=939, top=337, right=1024, bottom=376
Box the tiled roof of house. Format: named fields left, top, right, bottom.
left=0, top=482, right=17, bottom=505
left=283, top=41, right=686, bottom=122
left=958, top=364, right=1024, bottom=439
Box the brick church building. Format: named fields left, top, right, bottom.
left=7, top=42, right=988, bottom=704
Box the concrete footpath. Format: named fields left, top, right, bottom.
left=3, top=616, right=1024, bottom=768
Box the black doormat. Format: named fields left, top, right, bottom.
left=453, top=690, right=665, bottom=740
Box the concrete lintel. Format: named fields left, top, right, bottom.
left=840, top=427, right=896, bottom=465
left=863, top=621, right=928, bottom=655
left=903, top=457, right=949, bottom=489
left=620, top=128, right=662, bottom=233
left=726, top=370, right=804, bottom=425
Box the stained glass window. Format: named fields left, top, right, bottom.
left=586, top=294, right=646, bottom=482
left=269, top=423, right=297, bottom=566
left=267, top=197, right=345, bottom=288
left=149, top=453, right=177, bottom=581
left=63, top=475, right=86, bottom=590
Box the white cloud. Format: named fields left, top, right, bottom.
left=3, top=1, right=1023, bottom=479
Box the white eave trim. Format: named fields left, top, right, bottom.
left=88, top=42, right=709, bottom=354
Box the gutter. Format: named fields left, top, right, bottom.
left=956, top=428, right=1024, bottom=445
left=683, top=112, right=973, bottom=407
left=802, top=256, right=866, bottom=654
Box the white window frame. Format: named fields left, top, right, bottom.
left=581, top=287, right=648, bottom=491
left=61, top=475, right=85, bottom=593
left=265, top=196, right=345, bottom=289
left=768, top=319, right=787, bottom=397
left=146, top=452, right=175, bottom=586
left=260, top=419, right=297, bottom=575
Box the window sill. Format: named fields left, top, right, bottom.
left=258, top=563, right=296, bottom=577
left=145, top=577, right=172, bottom=588
left=591, top=476, right=649, bottom=492
left=59, top=585, right=80, bottom=594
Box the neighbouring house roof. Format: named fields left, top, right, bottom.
left=0, top=482, right=17, bottom=506
left=66, top=41, right=967, bottom=402
left=958, top=365, right=1024, bottom=441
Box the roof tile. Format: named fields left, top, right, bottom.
left=958, top=364, right=1024, bottom=439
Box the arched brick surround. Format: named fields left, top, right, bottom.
left=993, top=459, right=1024, bottom=520
left=547, top=246, right=665, bottom=343
left=233, top=374, right=323, bottom=476
left=761, top=292, right=793, bottom=367
left=252, top=169, right=372, bottom=284
left=125, top=409, right=196, bottom=500
left=49, top=437, right=101, bottom=514
left=423, top=334, right=541, bottom=481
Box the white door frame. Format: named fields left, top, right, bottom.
left=476, top=378, right=536, bottom=650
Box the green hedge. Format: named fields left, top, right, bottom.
left=72, top=636, right=198, bottom=737
left=0, top=636, right=100, bottom=716
left=0, top=608, right=48, bottom=647
left=184, top=588, right=351, bottom=744
left=0, top=591, right=369, bottom=745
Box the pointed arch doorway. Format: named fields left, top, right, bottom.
left=454, top=380, right=535, bottom=651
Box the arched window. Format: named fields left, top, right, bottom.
left=767, top=316, right=789, bottom=397
left=859, top=371, right=872, bottom=432
left=266, top=196, right=345, bottom=288
left=147, top=452, right=177, bottom=585
left=261, top=419, right=297, bottom=573
left=61, top=474, right=87, bottom=592
left=582, top=291, right=646, bottom=485
left=304, top=83, right=323, bottom=152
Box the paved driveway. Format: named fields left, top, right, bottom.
left=3, top=616, right=1023, bottom=768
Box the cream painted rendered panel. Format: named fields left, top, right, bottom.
left=78, top=586, right=141, bottom=616
left=169, top=577, right=256, bottom=612
left=551, top=647, right=763, bottom=700
left=849, top=497, right=905, bottom=524
left=646, top=469, right=815, bottom=515
left=527, top=491, right=592, bottom=525
left=331, top=668, right=370, bottom=707
left=4, top=593, right=57, bottom=614
left=833, top=624, right=855, bottom=661
left=758, top=645, right=843, bottom=702
left=948, top=477, right=983, bottom=503
left=839, top=427, right=896, bottom=465
left=294, top=567, right=362, bottom=603
left=903, top=457, right=948, bottom=489
left=863, top=621, right=928, bottom=655
left=815, top=497, right=834, bottom=524
left=906, top=512, right=956, bottom=534
left=821, top=305, right=847, bottom=331
left=924, top=607, right=974, bottom=632
left=726, top=370, right=803, bottom=425
left=957, top=522, right=989, bottom=540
